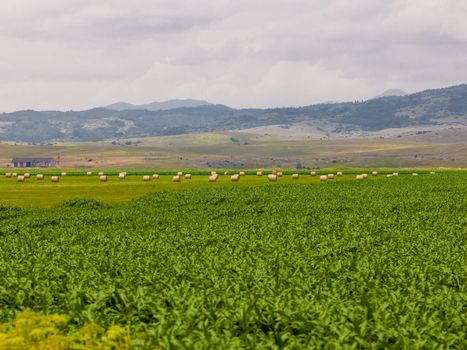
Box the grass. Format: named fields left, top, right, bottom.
left=0, top=169, right=458, bottom=207
left=0, top=173, right=465, bottom=348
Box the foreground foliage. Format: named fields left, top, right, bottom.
left=0, top=312, right=132, bottom=350
left=0, top=174, right=466, bottom=348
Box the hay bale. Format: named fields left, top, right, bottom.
left=118, top=172, right=126, bottom=179
left=277, top=172, right=283, bottom=177
left=239, top=171, right=246, bottom=176
left=356, top=175, right=364, bottom=180
left=86, top=171, right=93, bottom=176
left=51, top=176, right=60, bottom=182
left=5, top=173, right=12, bottom=178
left=224, top=171, right=229, bottom=175
left=310, top=171, right=317, bottom=176
left=320, top=175, right=327, bottom=182
left=177, top=172, right=183, bottom=176
left=24, top=173, right=31, bottom=179
left=98, top=172, right=104, bottom=176
left=372, top=171, right=378, bottom=176
left=61, top=172, right=67, bottom=176
left=231, top=174, right=240, bottom=182
left=12, top=173, right=17, bottom=177
left=36, top=174, right=44, bottom=180
left=336, top=172, right=343, bottom=177
left=393, top=172, right=399, bottom=176
left=100, top=175, right=108, bottom=182
left=209, top=175, right=218, bottom=182
left=143, top=175, right=151, bottom=182
left=173, top=175, right=181, bottom=182
left=327, top=174, right=335, bottom=180
left=430, top=171, right=436, bottom=175
left=292, top=174, right=299, bottom=180
left=256, top=171, right=263, bottom=176
left=211, top=171, right=217, bottom=176
left=153, top=174, right=160, bottom=179
left=386, top=174, right=393, bottom=177
left=362, top=173, right=368, bottom=179
left=268, top=174, right=278, bottom=182
left=412, top=173, right=418, bottom=176
left=185, top=174, right=192, bottom=179
left=17, top=175, right=25, bottom=182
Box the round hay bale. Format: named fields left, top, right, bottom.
left=412, top=173, right=418, bottom=176
left=231, top=174, right=240, bottom=182
left=362, top=173, right=368, bottom=179
left=327, top=174, right=335, bottom=180
left=356, top=174, right=364, bottom=180
left=5, top=173, right=12, bottom=178
left=86, top=171, right=93, bottom=176
left=177, top=172, right=183, bottom=176
left=372, top=171, right=378, bottom=176
left=98, top=171, right=104, bottom=176
left=143, top=175, right=151, bottom=182
left=99, top=175, right=107, bottom=182
left=320, top=175, right=327, bottom=182
left=173, top=175, right=181, bottom=182
left=239, top=171, right=246, bottom=176
left=209, top=175, right=218, bottom=182
left=61, top=172, right=67, bottom=176
left=277, top=172, right=283, bottom=177
left=36, top=174, right=44, bottom=180
left=24, top=173, right=31, bottom=179
left=268, top=174, right=278, bottom=182
left=430, top=171, right=435, bottom=175
left=17, top=175, right=25, bottom=182
left=336, top=172, right=343, bottom=177
left=310, top=171, right=317, bottom=176
left=153, top=174, right=160, bottom=179
left=12, top=173, right=17, bottom=177
left=51, top=176, right=60, bottom=182
left=185, top=174, right=192, bottom=179
left=386, top=174, right=393, bottom=177
left=118, top=172, right=126, bottom=179
left=393, top=172, right=399, bottom=176
left=211, top=171, right=217, bottom=176
left=256, top=171, right=263, bottom=176
left=292, top=174, right=299, bottom=180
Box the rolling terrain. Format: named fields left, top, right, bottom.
left=0, top=84, right=466, bottom=143
left=1, top=128, right=466, bottom=169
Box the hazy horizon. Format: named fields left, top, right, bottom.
left=1, top=0, right=466, bottom=112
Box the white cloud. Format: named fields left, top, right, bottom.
left=0, top=0, right=466, bottom=111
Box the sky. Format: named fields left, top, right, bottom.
left=0, top=0, right=467, bottom=112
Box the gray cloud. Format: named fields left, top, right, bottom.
left=0, top=0, right=466, bottom=111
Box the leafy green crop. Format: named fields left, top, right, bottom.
left=0, top=174, right=466, bottom=348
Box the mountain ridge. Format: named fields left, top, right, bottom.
left=0, top=84, right=466, bottom=143
left=105, top=99, right=212, bottom=111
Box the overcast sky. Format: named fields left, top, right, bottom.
left=0, top=0, right=466, bottom=111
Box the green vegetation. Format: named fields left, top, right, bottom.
left=0, top=173, right=466, bottom=348
left=0, top=170, right=456, bottom=208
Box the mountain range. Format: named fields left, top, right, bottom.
left=105, top=99, right=211, bottom=111
left=0, top=85, right=466, bottom=143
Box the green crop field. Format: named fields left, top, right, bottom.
left=0, top=172, right=466, bottom=348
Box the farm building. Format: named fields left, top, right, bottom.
left=10, top=157, right=57, bottom=168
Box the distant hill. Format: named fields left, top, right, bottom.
left=0, top=84, right=466, bottom=143
left=105, top=99, right=212, bottom=111
left=374, top=89, right=408, bottom=99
